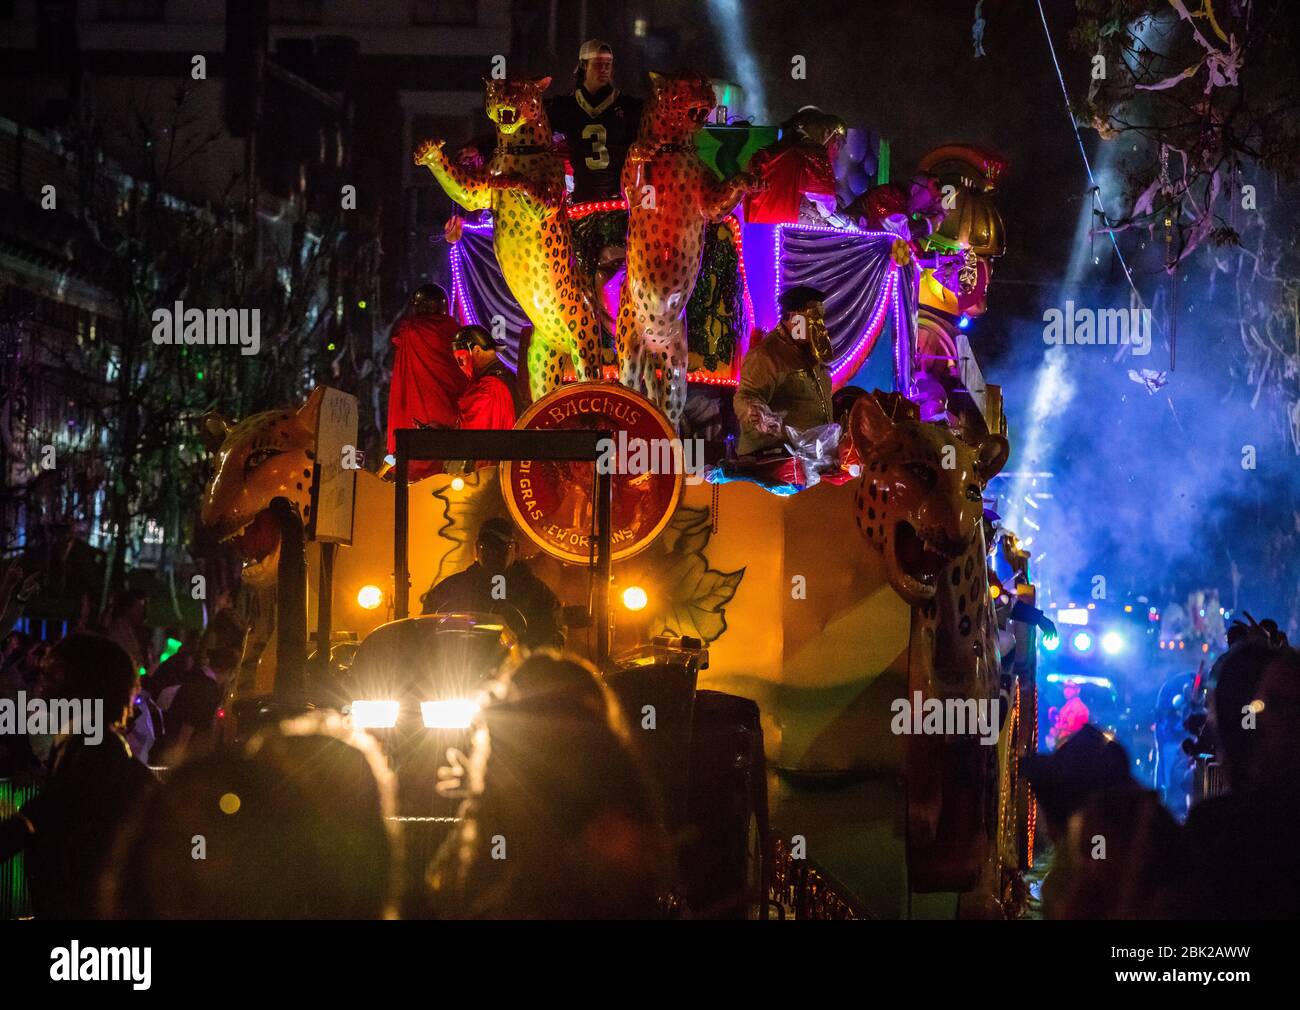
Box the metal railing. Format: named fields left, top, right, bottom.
left=768, top=836, right=872, bottom=920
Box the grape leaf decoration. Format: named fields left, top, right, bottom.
left=643, top=505, right=744, bottom=643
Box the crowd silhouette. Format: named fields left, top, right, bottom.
left=1027, top=615, right=1299, bottom=919
left=2, top=582, right=1298, bottom=918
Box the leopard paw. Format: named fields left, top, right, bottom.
left=413, top=138, right=446, bottom=166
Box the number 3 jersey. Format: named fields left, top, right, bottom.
left=547, top=85, right=644, bottom=204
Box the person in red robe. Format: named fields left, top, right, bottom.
left=453, top=325, right=519, bottom=432
left=386, top=284, right=467, bottom=479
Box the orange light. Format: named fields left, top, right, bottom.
left=451, top=476, right=465, bottom=491
left=357, top=585, right=384, bottom=610
left=989, top=584, right=1001, bottom=599
left=568, top=197, right=630, bottom=219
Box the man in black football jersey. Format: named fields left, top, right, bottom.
left=546, top=39, right=644, bottom=205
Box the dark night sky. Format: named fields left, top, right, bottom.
left=741, top=0, right=1095, bottom=364
left=703, top=2, right=1300, bottom=612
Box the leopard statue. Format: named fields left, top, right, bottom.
left=847, top=390, right=1010, bottom=896
left=414, top=76, right=603, bottom=400
left=199, top=387, right=323, bottom=699
left=616, top=70, right=761, bottom=430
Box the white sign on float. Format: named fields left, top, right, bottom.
left=311, top=387, right=359, bottom=544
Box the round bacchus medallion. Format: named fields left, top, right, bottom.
left=501, top=382, right=684, bottom=564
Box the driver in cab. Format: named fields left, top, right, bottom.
left=421, top=517, right=562, bottom=649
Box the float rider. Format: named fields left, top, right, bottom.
left=385, top=284, right=468, bottom=480
left=546, top=40, right=644, bottom=340
left=733, top=285, right=834, bottom=457
left=452, top=325, right=522, bottom=430
left=545, top=39, right=643, bottom=205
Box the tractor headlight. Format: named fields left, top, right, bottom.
left=1101, top=630, right=1125, bottom=655
left=420, top=698, right=480, bottom=730
left=349, top=700, right=400, bottom=729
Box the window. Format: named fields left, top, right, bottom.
left=413, top=0, right=476, bottom=27
left=411, top=114, right=475, bottom=152
left=270, top=0, right=324, bottom=25
left=98, top=0, right=164, bottom=20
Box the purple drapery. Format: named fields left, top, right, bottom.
left=448, top=224, right=529, bottom=372
left=777, top=226, right=917, bottom=391
left=450, top=219, right=917, bottom=392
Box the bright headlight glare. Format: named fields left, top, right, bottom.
left=421, top=698, right=480, bottom=729
left=350, top=700, right=400, bottom=728
left=1072, top=631, right=1093, bottom=653
left=1042, top=632, right=1060, bottom=652
left=1101, top=630, right=1124, bottom=655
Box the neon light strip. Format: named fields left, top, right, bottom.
left=686, top=373, right=739, bottom=386
left=568, top=197, right=629, bottom=219
left=892, top=266, right=910, bottom=393
left=777, top=222, right=896, bottom=239
left=591, top=364, right=735, bottom=386
left=831, top=267, right=897, bottom=386
left=773, top=224, right=784, bottom=315
left=448, top=240, right=479, bottom=326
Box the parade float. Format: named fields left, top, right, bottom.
left=200, top=73, right=1040, bottom=919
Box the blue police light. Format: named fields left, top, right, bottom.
left=1101, top=630, right=1125, bottom=655
left=1072, top=631, right=1093, bottom=653
left=958, top=314, right=972, bottom=329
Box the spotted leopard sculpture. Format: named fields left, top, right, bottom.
left=616, top=71, right=760, bottom=429
left=414, top=76, right=602, bottom=400
left=199, top=387, right=323, bottom=697
left=848, top=390, right=1010, bottom=894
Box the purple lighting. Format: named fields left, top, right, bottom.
left=891, top=267, right=912, bottom=395
left=831, top=267, right=899, bottom=386
left=774, top=223, right=908, bottom=386
left=448, top=240, right=480, bottom=326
